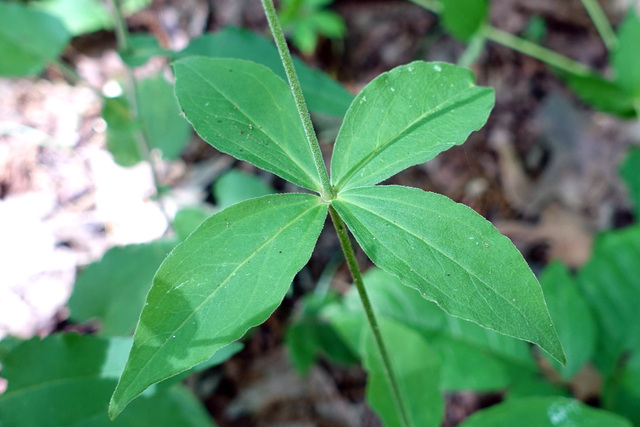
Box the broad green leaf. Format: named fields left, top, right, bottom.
left=138, top=73, right=191, bottom=160
left=173, top=57, right=322, bottom=192
left=173, top=207, right=214, bottom=241
left=562, top=72, right=637, bottom=118
left=0, top=334, right=212, bottom=426
left=331, top=185, right=565, bottom=363
left=363, top=318, right=443, bottom=427
left=109, top=193, right=328, bottom=418
left=0, top=2, right=71, bottom=76
left=68, top=240, right=176, bottom=337
left=102, top=96, right=142, bottom=167
left=460, top=397, right=632, bottom=427
left=213, top=169, right=276, bottom=210
left=120, top=35, right=169, bottom=67
left=330, top=61, right=494, bottom=191
left=539, top=261, right=595, bottom=380
left=441, top=0, right=489, bottom=41
left=177, top=26, right=353, bottom=116
left=32, top=0, right=111, bottom=36
left=577, top=224, right=640, bottom=374
left=620, top=147, right=640, bottom=217
left=613, top=9, right=640, bottom=97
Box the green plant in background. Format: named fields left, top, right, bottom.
left=277, top=0, right=346, bottom=55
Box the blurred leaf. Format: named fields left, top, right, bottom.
left=613, top=9, right=640, bottom=97
left=213, top=169, right=276, bottom=210
left=620, top=147, right=640, bottom=217
left=540, top=261, right=596, bottom=380
left=177, top=26, right=353, bottom=116
left=173, top=207, right=214, bottom=241
left=441, top=0, right=489, bottom=41
left=505, top=372, right=570, bottom=400
left=562, top=72, right=637, bottom=118
left=363, top=318, right=443, bottom=427
left=0, top=2, right=71, bottom=76
left=121, top=0, right=152, bottom=15
left=309, top=10, right=346, bottom=38
left=0, top=334, right=212, bottom=426
left=138, top=73, right=191, bottom=160
left=120, top=35, right=169, bottom=67
left=330, top=62, right=494, bottom=191
left=32, top=0, right=111, bottom=35
left=332, top=186, right=565, bottom=364
left=68, top=240, right=176, bottom=336
left=110, top=194, right=328, bottom=418
left=173, top=57, right=323, bottom=192
left=459, top=397, right=632, bottom=427
left=577, top=225, right=640, bottom=374
left=522, top=15, right=547, bottom=43
left=102, top=96, right=142, bottom=167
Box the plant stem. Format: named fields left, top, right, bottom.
left=579, top=0, right=617, bottom=51
left=482, top=25, right=592, bottom=76
left=328, top=205, right=410, bottom=427
left=107, top=0, right=171, bottom=226
left=261, top=0, right=334, bottom=201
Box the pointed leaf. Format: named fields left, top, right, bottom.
left=613, top=9, right=640, bottom=97
left=561, top=72, right=637, bottom=118
left=0, top=2, right=71, bottom=76
left=460, top=397, right=632, bottom=427
left=109, top=193, right=328, bottom=418
left=363, top=319, right=443, bottom=427
left=173, top=57, right=323, bottom=192
left=331, top=185, right=565, bottom=363
left=330, top=61, right=494, bottom=191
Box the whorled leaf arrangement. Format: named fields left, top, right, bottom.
left=109, top=26, right=565, bottom=424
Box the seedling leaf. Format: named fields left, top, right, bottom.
left=613, top=9, right=640, bottom=97
left=109, top=193, right=327, bottom=418
left=330, top=61, right=494, bottom=191
left=331, top=185, right=565, bottom=363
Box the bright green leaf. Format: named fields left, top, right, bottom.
left=0, top=334, right=212, bottom=426
left=32, top=0, right=112, bottom=36
left=331, top=185, right=565, bottom=363
left=460, top=397, right=632, bottom=427
left=173, top=207, right=214, bottom=241
left=173, top=57, right=323, bottom=192
left=102, top=96, right=142, bottom=167
left=330, top=61, right=494, bottom=191
left=176, top=26, right=353, bottom=116
left=68, top=240, right=176, bottom=337
left=540, top=261, right=596, bottom=380
left=441, top=0, right=489, bottom=41
left=109, top=193, right=328, bottom=418
left=613, top=9, right=640, bottom=97
left=363, top=318, right=443, bottom=427
left=0, top=2, right=71, bottom=76
left=561, top=72, right=637, bottom=118
left=620, top=147, right=640, bottom=217
left=138, top=73, right=191, bottom=160
left=213, top=169, right=276, bottom=210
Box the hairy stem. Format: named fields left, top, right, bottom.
left=329, top=205, right=410, bottom=427
left=261, top=0, right=334, bottom=201
left=579, top=0, right=617, bottom=50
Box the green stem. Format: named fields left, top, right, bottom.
left=457, top=32, right=487, bottom=68
left=328, top=205, right=411, bottom=427
left=579, top=0, right=617, bottom=50
left=261, top=0, right=334, bottom=201
left=482, top=25, right=592, bottom=76
left=107, top=0, right=171, bottom=226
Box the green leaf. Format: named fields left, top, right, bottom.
left=0, top=334, right=212, bottom=426
left=138, top=73, right=191, bottom=160
left=68, top=240, right=176, bottom=337
left=109, top=193, right=328, bottom=418
left=0, top=2, right=71, bottom=76
left=102, top=96, right=142, bottom=167
left=441, top=0, right=489, bottom=41
left=577, top=224, right=640, bottom=374
left=32, top=0, right=112, bottom=36
left=459, top=397, right=632, bottom=427
left=331, top=185, right=565, bottom=363
left=613, top=9, right=640, bottom=97
left=330, top=61, right=494, bottom=191
left=363, top=318, right=443, bottom=427
left=173, top=57, right=322, bottom=192
left=213, top=169, right=276, bottom=210
left=539, top=261, right=596, bottom=380
left=120, top=35, right=169, bottom=67
left=561, top=72, right=637, bottom=118
left=173, top=207, right=214, bottom=241
left=177, top=26, right=353, bottom=116
left=620, top=147, right=640, bottom=217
